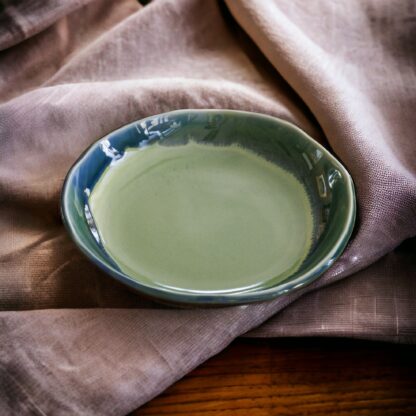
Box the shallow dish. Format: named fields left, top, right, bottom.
left=61, top=109, right=355, bottom=305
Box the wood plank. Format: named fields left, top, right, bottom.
left=133, top=338, right=416, bottom=416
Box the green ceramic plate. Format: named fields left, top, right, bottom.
left=61, top=110, right=356, bottom=305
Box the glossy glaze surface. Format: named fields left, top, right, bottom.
left=61, top=110, right=355, bottom=305
left=89, top=142, right=313, bottom=293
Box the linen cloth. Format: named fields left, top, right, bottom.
left=0, top=0, right=415, bottom=414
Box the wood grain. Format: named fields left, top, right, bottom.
left=132, top=338, right=416, bottom=416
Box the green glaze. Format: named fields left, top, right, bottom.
left=89, top=142, right=313, bottom=293
left=62, top=109, right=356, bottom=305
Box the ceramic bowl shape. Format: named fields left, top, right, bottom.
left=61, top=110, right=355, bottom=305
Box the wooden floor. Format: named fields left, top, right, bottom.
left=133, top=337, right=416, bottom=416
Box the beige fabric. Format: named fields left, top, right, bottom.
left=0, top=0, right=415, bottom=414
